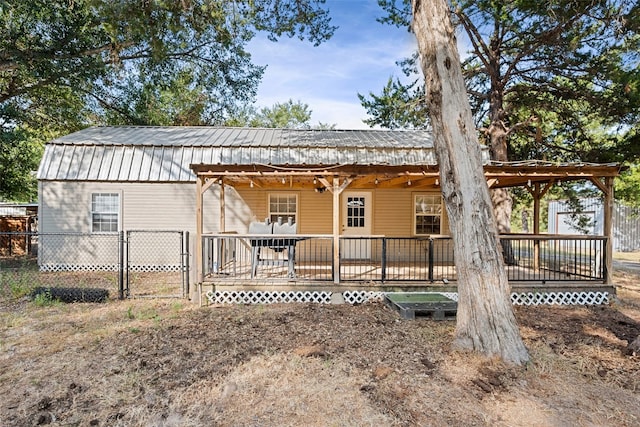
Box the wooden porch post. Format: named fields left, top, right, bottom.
left=219, top=178, right=225, bottom=233
left=590, top=176, right=615, bottom=284
left=533, top=183, right=541, bottom=270
left=195, top=175, right=204, bottom=301
left=318, top=175, right=353, bottom=285
left=604, top=177, right=614, bottom=285
left=526, top=181, right=553, bottom=270
left=333, top=177, right=340, bottom=284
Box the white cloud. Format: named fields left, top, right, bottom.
left=246, top=0, right=417, bottom=129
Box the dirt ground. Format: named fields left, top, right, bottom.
left=1, top=274, right=639, bottom=426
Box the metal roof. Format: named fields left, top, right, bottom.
left=38, top=126, right=465, bottom=182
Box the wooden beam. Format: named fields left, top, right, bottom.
left=588, top=177, right=608, bottom=194
left=317, top=177, right=332, bottom=193
left=202, top=177, right=218, bottom=194
left=190, top=163, right=439, bottom=176
left=338, top=176, right=354, bottom=193
left=376, top=175, right=413, bottom=188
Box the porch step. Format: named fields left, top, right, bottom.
left=384, top=292, right=458, bottom=320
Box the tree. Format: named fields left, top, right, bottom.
left=0, top=0, right=336, bottom=200
left=225, top=99, right=336, bottom=129
left=229, top=99, right=314, bottom=128
left=615, top=164, right=640, bottom=208
left=412, top=0, right=529, bottom=364
left=368, top=0, right=639, bottom=234
left=358, top=76, right=428, bottom=129
left=97, top=70, right=212, bottom=126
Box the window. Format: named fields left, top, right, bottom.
left=414, top=194, right=442, bottom=235
left=268, top=193, right=297, bottom=224
left=91, top=193, right=119, bottom=233
left=346, top=196, right=366, bottom=228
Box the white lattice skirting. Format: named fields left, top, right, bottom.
left=128, top=265, right=182, bottom=272
left=206, top=290, right=609, bottom=306
left=40, top=264, right=120, bottom=272
left=39, top=264, right=181, bottom=273
left=207, top=290, right=333, bottom=304
left=511, top=291, right=609, bottom=306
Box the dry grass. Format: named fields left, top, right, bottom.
left=1, top=273, right=639, bottom=426
left=614, top=251, right=640, bottom=263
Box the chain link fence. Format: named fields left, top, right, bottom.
left=125, top=230, right=189, bottom=298
left=0, top=231, right=190, bottom=303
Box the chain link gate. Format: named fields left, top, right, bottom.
left=122, top=230, right=190, bottom=298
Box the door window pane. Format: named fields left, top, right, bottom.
left=347, top=197, right=366, bottom=228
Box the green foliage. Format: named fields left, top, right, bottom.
left=226, top=99, right=317, bottom=129
left=253, top=99, right=313, bottom=129
left=32, top=289, right=61, bottom=307
left=0, top=271, right=33, bottom=299
left=615, top=164, right=640, bottom=207
left=0, top=0, right=336, bottom=200
left=358, top=77, right=428, bottom=129
left=371, top=0, right=639, bottom=167
left=98, top=69, right=215, bottom=126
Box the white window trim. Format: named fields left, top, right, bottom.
left=90, top=192, right=121, bottom=234
left=267, top=192, right=299, bottom=225
left=413, top=193, right=443, bottom=236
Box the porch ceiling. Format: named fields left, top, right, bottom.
left=189, top=161, right=624, bottom=190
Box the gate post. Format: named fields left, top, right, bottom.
left=125, top=230, right=131, bottom=298
left=118, top=230, right=125, bottom=299
left=183, top=231, right=190, bottom=298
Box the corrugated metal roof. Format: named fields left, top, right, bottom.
left=38, top=126, right=485, bottom=182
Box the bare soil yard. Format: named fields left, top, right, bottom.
left=1, top=274, right=639, bottom=426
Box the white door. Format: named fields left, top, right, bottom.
left=341, top=192, right=372, bottom=259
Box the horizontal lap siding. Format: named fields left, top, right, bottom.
left=225, top=189, right=266, bottom=233
left=123, top=183, right=198, bottom=231
left=39, top=181, right=214, bottom=268
left=39, top=181, right=219, bottom=234
left=372, top=189, right=451, bottom=264
left=299, top=191, right=332, bottom=234
left=373, top=190, right=412, bottom=236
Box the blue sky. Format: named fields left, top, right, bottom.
left=247, top=0, right=417, bottom=129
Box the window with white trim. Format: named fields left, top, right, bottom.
left=414, top=194, right=442, bottom=235
left=91, top=193, right=119, bottom=233
left=268, top=193, right=297, bottom=224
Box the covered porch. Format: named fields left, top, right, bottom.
left=191, top=159, right=622, bottom=303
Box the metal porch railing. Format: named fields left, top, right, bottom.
left=202, top=234, right=607, bottom=284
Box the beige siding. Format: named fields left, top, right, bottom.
left=229, top=189, right=268, bottom=232
left=40, top=181, right=211, bottom=233
left=371, top=189, right=449, bottom=237
left=230, top=189, right=333, bottom=234
left=40, top=183, right=449, bottom=237
left=373, top=190, right=412, bottom=236
left=38, top=182, right=451, bottom=267
left=299, top=191, right=332, bottom=234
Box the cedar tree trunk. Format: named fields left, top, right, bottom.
left=412, top=0, right=529, bottom=365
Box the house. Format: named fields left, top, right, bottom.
left=37, top=126, right=623, bottom=304
left=549, top=198, right=640, bottom=252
